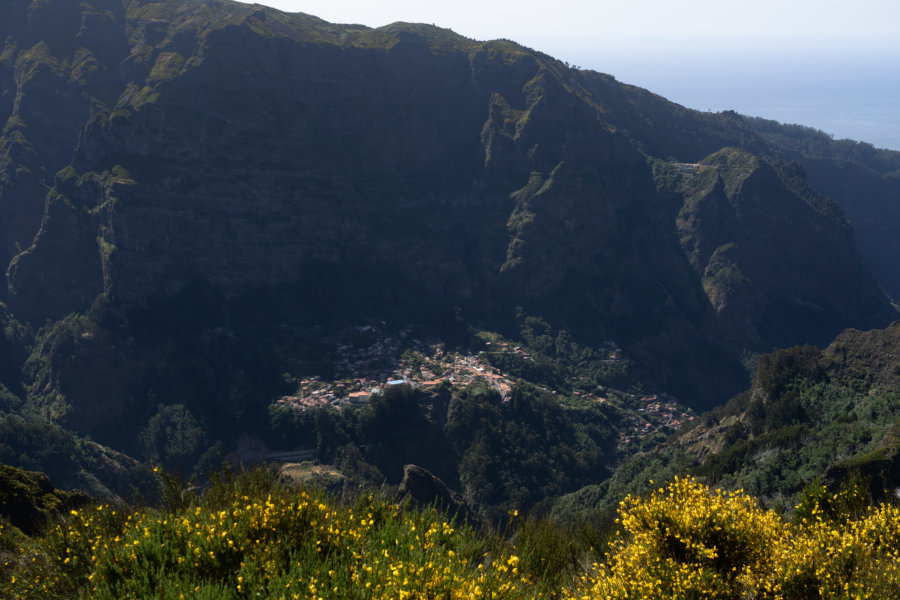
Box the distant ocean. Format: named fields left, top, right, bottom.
left=559, top=44, right=900, bottom=152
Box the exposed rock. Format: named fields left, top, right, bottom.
left=398, top=464, right=477, bottom=524
left=676, top=148, right=895, bottom=351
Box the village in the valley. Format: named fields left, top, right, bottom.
left=275, top=325, right=693, bottom=446
left=275, top=325, right=517, bottom=410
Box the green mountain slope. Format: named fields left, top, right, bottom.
left=557, top=321, right=900, bottom=522
left=0, top=0, right=898, bottom=513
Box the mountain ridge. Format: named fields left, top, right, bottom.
left=1, top=0, right=899, bottom=514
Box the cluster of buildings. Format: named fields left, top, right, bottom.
left=399, top=344, right=515, bottom=399
left=481, top=339, right=535, bottom=362
left=618, top=393, right=694, bottom=448
left=276, top=326, right=516, bottom=412
left=674, top=162, right=702, bottom=174
left=274, top=326, right=692, bottom=450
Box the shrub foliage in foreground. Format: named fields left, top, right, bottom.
left=2, top=472, right=900, bottom=599
left=2, top=468, right=534, bottom=599
left=575, top=476, right=900, bottom=599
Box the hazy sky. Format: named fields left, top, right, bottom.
left=236, top=1, right=900, bottom=56
left=235, top=0, right=900, bottom=149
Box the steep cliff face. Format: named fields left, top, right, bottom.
left=800, top=159, right=900, bottom=299
left=676, top=149, right=894, bottom=350
left=5, top=6, right=529, bottom=316
left=0, top=0, right=896, bottom=428
left=732, top=116, right=900, bottom=301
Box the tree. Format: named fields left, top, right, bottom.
left=140, top=404, right=207, bottom=474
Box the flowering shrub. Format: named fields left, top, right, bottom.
left=3, top=473, right=900, bottom=599
left=3, top=485, right=534, bottom=599
left=568, top=476, right=900, bottom=599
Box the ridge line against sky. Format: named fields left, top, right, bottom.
left=235, top=0, right=900, bottom=51
left=237, top=1, right=900, bottom=150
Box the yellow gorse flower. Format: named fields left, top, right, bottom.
left=8, top=473, right=900, bottom=599
left=566, top=476, right=900, bottom=599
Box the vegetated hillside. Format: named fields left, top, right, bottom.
left=0, top=0, right=898, bottom=512
left=5, top=464, right=900, bottom=600
left=0, top=462, right=92, bottom=536
left=555, top=321, right=900, bottom=523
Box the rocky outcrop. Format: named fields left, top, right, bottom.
left=398, top=464, right=477, bottom=524
left=676, top=149, right=895, bottom=350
